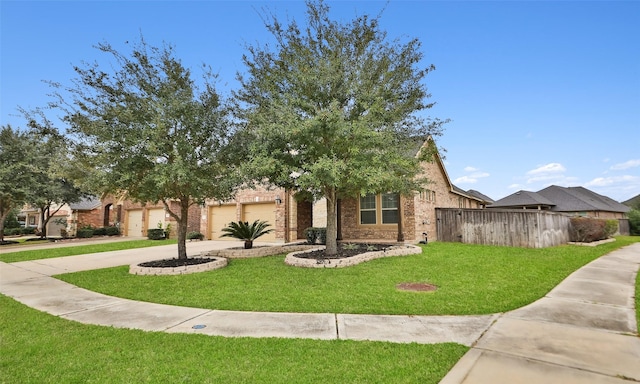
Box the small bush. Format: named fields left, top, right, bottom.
left=77, top=227, right=94, bottom=238
left=187, top=231, right=204, bottom=240
left=21, top=227, right=36, bottom=235
left=304, top=227, right=327, bottom=244
left=147, top=228, right=166, bottom=240
left=105, top=226, right=120, bottom=236
left=93, top=227, right=107, bottom=236
left=60, top=228, right=68, bottom=239
left=5, top=228, right=22, bottom=236
left=304, top=227, right=318, bottom=244
left=628, top=209, right=640, bottom=236
left=569, top=217, right=606, bottom=242
left=604, top=220, right=618, bottom=238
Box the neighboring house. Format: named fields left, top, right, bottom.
left=68, top=196, right=103, bottom=236
left=488, top=185, right=630, bottom=219
left=19, top=204, right=68, bottom=237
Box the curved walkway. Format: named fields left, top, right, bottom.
left=1, top=240, right=639, bottom=383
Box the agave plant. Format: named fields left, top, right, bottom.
left=220, top=220, right=274, bottom=249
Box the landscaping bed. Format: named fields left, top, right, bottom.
left=285, top=243, right=422, bottom=268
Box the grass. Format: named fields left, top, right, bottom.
left=56, top=236, right=640, bottom=316
left=0, top=294, right=468, bottom=384
left=0, top=239, right=177, bottom=263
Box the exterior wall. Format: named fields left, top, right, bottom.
left=312, top=198, right=327, bottom=227
left=120, top=199, right=200, bottom=238
left=200, top=185, right=292, bottom=242
left=339, top=195, right=417, bottom=241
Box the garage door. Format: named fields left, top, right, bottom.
left=47, top=215, right=67, bottom=237
left=208, top=205, right=237, bottom=240
left=242, top=203, right=277, bottom=242
left=147, top=208, right=165, bottom=229
left=126, top=210, right=143, bottom=237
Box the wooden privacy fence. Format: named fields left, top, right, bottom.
left=435, top=208, right=571, bottom=248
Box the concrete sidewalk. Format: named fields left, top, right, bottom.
left=440, top=242, right=640, bottom=384
left=0, top=240, right=638, bottom=383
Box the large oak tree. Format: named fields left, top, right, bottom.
left=235, top=1, right=445, bottom=254
left=54, top=38, right=240, bottom=259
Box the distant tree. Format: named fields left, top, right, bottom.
left=17, top=116, right=87, bottom=238
left=0, top=125, right=34, bottom=242
left=629, top=209, right=640, bottom=236
left=235, top=0, right=445, bottom=254
left=51, top=37, right=241, bottom=259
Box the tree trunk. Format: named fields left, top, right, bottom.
left=39, top=206, right=48, bottom=238
left=176, top=200, right=189, bottom=260
left=244, top=240, right=253, bottom=249
left=325, top=187, right=338, bottom=255
left=396, top=194, right=405, bottom=242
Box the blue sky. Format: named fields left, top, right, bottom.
left=1, top=1, right=639, bottom=202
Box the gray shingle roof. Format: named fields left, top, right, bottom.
left=69, top=196, right=101, bottom=211
left=538, top=185, right=630, bottom=213
left=466, top=189, right=494, bottom=203
left=488, top=190, right=555, bottom=208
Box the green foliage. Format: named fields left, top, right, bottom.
left=51, top=37, right=242, bottom=259
left=569, top=217, right=607, bottom=242
left=235, top=0, right=446, bottom=254
left=21, top=227, right=36, bottom=235
left=220, top=220, right=274, bottom=249
left=105, top=226, right=120, bottom=236
left=147, top=228, right=166, bottom=240
left=604, top=219, right=618, bottom=238
left=187, top=231, right=204, bottom=240
left=93, top=227, right=107, bottom=236
left=76, top=225, right=95, bottom=238
left=629, top=209, right=640, bottom=235
left=305, top=227, right=327, bottom=245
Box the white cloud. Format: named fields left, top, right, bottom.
left=526, top=163, right=566, bottom=175
left=585, top=175, right=639, bottom=187
left=610, top=159, right=640, bottom=170
left=454, top=167, right=490, bottom=184
left=508, top=183, right=522, bottom=189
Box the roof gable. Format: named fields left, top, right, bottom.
left=489, top=190, right=555, bottom=208
left=538, top=185, right=630, bottom=213
left=69, top=196, right=102, bottom=211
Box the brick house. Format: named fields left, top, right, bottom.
left=337, top=137, right=489, bottom=242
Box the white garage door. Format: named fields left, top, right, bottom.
left=147, top=208, right=165, bottom=229
left=126, top=210, right=143, bottom=237
left=208, top=205, right=237, bottom=240
left=242, top=203, right=277, bottom=242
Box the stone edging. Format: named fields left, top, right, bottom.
left=129, top=257, right=227, bottom=276
left=568, top=238, right=616, bottom=247
left=284, top=244, right=423, bottom=268
left=201, top=244, right=317, bottom=259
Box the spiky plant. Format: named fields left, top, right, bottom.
left=220, top=220, right=274, bottom=249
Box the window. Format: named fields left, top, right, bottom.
left=420, top=189, right=436, bottom=202
left=359, top=193, right=399, bottom=225
left=359, top=194, right=377, bottom=224
left=381, top=193, right=399, bottom=224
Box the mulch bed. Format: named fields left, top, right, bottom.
left=296, top=243, right=395, bottom=259
left=138, top=258, right=215, bottom=268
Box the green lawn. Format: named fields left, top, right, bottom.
left=0, top=294, right=467, bottom=384
left=56, top=236, right=640, bottom=316
left=0, top=239, right=177, bottom=263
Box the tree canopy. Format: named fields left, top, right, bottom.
left=53, top=37, right=241, bottom=259
left=235, top=0, right=446, bottom=254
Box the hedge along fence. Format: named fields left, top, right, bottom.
left=436, top=208, right=571, bottom=248
left=569, top=217, right=619, bottom=243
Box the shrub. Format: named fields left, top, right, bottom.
left=77, top=226, right=94, bottom=238
left=220, top=220, right=274, bottom=249
left=604, top=220, right=618, bottom=238
left=629, top=209, right=640, bottom=236
left=106, top=226, right=120, bottom=236
left=569, top=217, right=606, bottom=242
left=93, top=227, right=107, bottom=236
left=21, top=227, right=36, bottom=235
left=5, top=228, right=22, bottom=236
left=304, top=227, right=327, bottom=245
left=187, top=231, right=204, bottom=240
left=304, top=227, right=318, bottom=244
left=60, top=228, right=68, bottom=239
left=147, top=228, right=166, bottom=240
